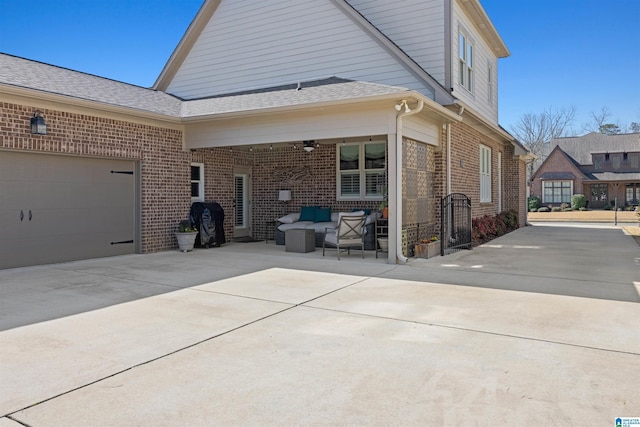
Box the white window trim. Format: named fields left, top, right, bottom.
left=458, top=30, right=474, bottom=93
left=480, top=144, right=491, bottom=203
left=542, top=180, right=573, bottom=204
left=191, top=162, right=205, bottom=202
left=336, top=141, right=385, bottom=201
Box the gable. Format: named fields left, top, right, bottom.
left=533, top=146, right=589, bottom=181
left=157, top=0, right=437, bottom=100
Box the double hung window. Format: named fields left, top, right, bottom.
left=338, top=142, right=386, bottom=200
left=459, top=32, right=474, bottom=92
left=191, top=163, right=204, bottom=202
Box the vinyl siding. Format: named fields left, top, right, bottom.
left=451, top=0, right=499, bottom=124
left=347, top=0, right=446, bottom=85
left=166, top=0, right=432, bottom=99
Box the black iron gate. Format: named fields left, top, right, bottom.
left=440, top=193, right=472, bottom=255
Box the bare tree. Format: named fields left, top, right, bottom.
left=510, top=106, right=576, bottom=179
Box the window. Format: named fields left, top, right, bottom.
left=459, top=31, right=474, bottom=92
left=543, top=180, right=572, bottom=204
left=191, top=163, right=204, bottom=201
left=337, top=142, right=386, bottom=200
left=480, top=144, right=491, bottom=202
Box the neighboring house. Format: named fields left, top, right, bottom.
left=531, top=132, right=640, bottom=209
left=0, top=0, right=530, bottom=269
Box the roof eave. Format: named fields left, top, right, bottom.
left=181, top=90, right=462, bottom=123
left=458, top=0, right=510, bottom=58
left=1, top=83, right=183, bottom=126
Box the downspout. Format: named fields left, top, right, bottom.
left=446, top=123, right=451, bottom=195
left=395, top=99, right=424, bottom=264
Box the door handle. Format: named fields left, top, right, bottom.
left=20, top=210, right=24, bottom=221
left=29, top=209, right=32, bottom=221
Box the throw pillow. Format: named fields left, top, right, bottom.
left=277, top=213, right=301, bottom=224
left=314, top=207, right=331, bottom=223
left=299, top=206, right=318, bottom=222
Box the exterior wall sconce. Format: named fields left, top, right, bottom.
left=30, top=110, right=47, bottom=135
left=303, top=140, right=315, bottom=152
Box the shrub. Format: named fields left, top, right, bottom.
left=571, top=194, right=587, bottom=210
left=538, top=207, right=550, bottom=212
left=579, top=207, right=587, bottom=211
left=472, top=210, right=519, bottom=246
left=528, top=196, right=541, bottom=212
left=551, top=207, right=561, bottom=212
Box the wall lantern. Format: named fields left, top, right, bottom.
left=30, top=110, right=47, bottom=135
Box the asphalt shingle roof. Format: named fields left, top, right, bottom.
left=181, top=77, right=411, bottom=117
left=0, top=54, right=411, bottom=119
left=551, top=132, right=640, bottom=165
left=0, top=53, right=183, bottom=116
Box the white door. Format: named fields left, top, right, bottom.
left=233, top=168, right=251, bottom=238
left=0, top=151, right=136, bottom=269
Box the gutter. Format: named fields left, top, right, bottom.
left=394, top=99, right=424, bottom=264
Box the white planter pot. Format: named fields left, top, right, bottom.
left=377, top=237, right=389, bottom=251
left=176, top=232, right=198, bottom=252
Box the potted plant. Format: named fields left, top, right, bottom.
left=379, top=200, right=388, bottom=219
left=414, top=236, right=440, bottom=259
left=176, top=220, right=198, bottom=252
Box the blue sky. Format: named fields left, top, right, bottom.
left=1, top=0, right=638, bottom=133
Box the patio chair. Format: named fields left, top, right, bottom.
left=322, top=214, right=366, bottom=260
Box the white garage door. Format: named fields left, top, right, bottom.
left=0, top=151, right=136, bottom=269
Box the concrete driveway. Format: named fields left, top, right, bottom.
left=1, top=223, right=639, bottom=426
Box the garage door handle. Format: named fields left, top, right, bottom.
left=29, top=210, right=32, bottom=221
left=20, top=210, right=24, bottom=221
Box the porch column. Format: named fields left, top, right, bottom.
left=387, top=132, right=398, bottom=264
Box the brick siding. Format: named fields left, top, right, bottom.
left=1, top=102, right=188, bottom=253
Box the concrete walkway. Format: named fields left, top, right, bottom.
left=1, top=224, right=638, bottom=426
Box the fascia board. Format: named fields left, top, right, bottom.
left=180, top=91, right=462, bottom=124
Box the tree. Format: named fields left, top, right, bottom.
left=509, top=106, right=576, bottom=180
left=584, top=107, right=638, bottom=134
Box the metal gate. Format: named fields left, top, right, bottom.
left=440, top=193, right=472, bottom=255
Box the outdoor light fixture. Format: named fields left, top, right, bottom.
left=395, top=99, right=410, bottom=113
left=303, top=140, right=315, bottom=152
left=30, top=110, right=47, bottom=135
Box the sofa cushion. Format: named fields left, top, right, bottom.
left=277, top=221, right=314, bottom=232
left=304, top=221, right=335, bottom=233
left=277, top=212, right=301, bottom=224
left=314, top=207, right=331, bottom=223
left=299, top=206, right=318, bottom=221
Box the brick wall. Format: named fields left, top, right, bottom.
left=193, top=144, right=382, bottom=241
left=1, top=102, right=187, bottom=253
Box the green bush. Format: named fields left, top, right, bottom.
left=579, top=207, right=587, bottom=211
left=538, top=207, right=550, bottom=212
left=528, top=196, right=541, bottom=211
left=551, top=207, right=561, bottom=212
left=571, top=194, right=587, bottom=209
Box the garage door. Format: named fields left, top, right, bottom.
left=0, top=151, right=136, bottom=269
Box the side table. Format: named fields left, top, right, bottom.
left=285, top=229, right=315, bottom=253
